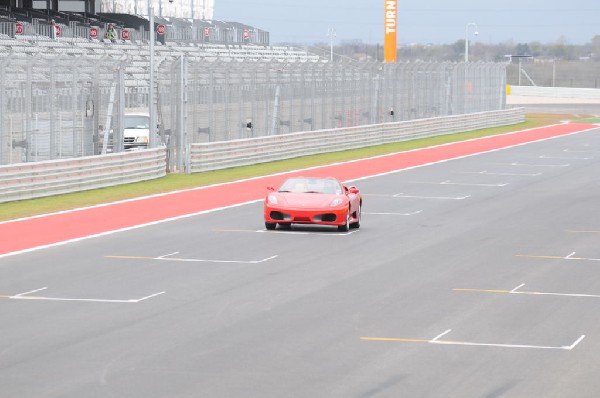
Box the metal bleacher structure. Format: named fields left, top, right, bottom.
left=0, top=6, right=322, bottom=88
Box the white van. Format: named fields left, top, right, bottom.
left=123, top=112, right=150, bottom=150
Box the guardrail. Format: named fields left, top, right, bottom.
left=188, top=108, right=525, bottom=173
left=509, top=86, right=600, bottom=99
left=0, top=109, right=523, bottom=203
left=0, top=148, right=166, bottom=203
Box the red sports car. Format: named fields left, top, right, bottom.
left=264, top=177, right=362, bottom=231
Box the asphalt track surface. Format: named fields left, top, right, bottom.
left=2, top=121, right=600, bottom=397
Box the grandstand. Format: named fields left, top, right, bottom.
left=0, top=0, right=321, bottom=65
left=0, top=0, right=322, bottom=88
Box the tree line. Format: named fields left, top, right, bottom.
left=307, top=35, right=600, bottom=63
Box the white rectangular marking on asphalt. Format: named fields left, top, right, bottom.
left=4, top=289, right=166, bottom=303
left=508, top=162, right=570, bottom=167
left=456, top=283, right=600, bottom=299
left=564, top=148, right=600, bottom=153
left=363, top=210, right=422, bottom=216
left=363, top=330, right=586, bottom=351
left=430, top=335, right=585, bottom=350
left=156, top=254, right=279, bottom=264
left=458, top=170, right=541, bottom=176
left=539, top=155, right=592, bottom=160
left=393, top=193, right=471, bottom=200
left=440, top=180, right=508, bottom=187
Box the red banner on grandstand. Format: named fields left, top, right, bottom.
left=243, top=29, right=249, bottom=40
left=156, top=24, right=166, bottom=35
left=15, top=22, right=24, bottom=35
left=204, top=27, right=210, bottom=37
left=54, top=25, right=62, bottom=38
left=89, top=27, right=98, bottom=39
left=121, top=29, right=130, bottom=40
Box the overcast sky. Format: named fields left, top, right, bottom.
left=213, top=0, right=599, bottom=45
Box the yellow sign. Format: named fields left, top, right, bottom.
left=384, top=0, right=397, bottom=63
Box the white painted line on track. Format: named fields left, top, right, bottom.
left=361, top=330, right=586, bottom=351
left=440, top=180, right=508, bottom=187
left=1, top=289, right=166, bottom=303
left=539, top=155, right=592, bottom=160
left=511, top=283, right=526, bottom=293
left=430, top=335, right=585, bottom=350
left=431, top=329, right=452, bottom=342
left=107, top=254, right=278, bottom=264
left=393, top=193, right=471, bottom=200
left=458, top=170, right=541, bottom=177
left=363, top=210, right=423, bottom=216
left=456, top=283, right=600, bottom=299
left=134, top=292, right=167, bottom=302
left=506, top=162, right=570, bottom=167
left=564, top=148, right=600, bottom=153
left=157, top=252, right=179, bottom=259
left=516, top=252, right=600, bottom=262
left=14, top=287, right=48, bottom=297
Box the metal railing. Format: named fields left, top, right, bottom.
left=508, top=85, right=600, bottom=100
left=0, top=147, right=166, bottom=203
left=187, top=108, right=525, bottom=173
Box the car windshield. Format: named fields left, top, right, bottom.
left=278, top=178, right=343, bottom=195
left=124, top=116, right=150, bottom=129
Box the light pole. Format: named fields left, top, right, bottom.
left=149, top=0, right=156, bottom=148
left=464, top=22, right=479, bottom=62
left=327, top=28, right=336, bottom=62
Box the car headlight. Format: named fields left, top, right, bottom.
left=135, top=136, right=149, bottom=143
left=330, top=198, right=343, bottom=207
left=268, top=195, right=278, bottom=204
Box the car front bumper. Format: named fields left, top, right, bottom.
left=264, top=204, right=348, bottom=226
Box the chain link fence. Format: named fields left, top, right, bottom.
left=1, top=54, right=507, bottom=168
left=0, top=55, right=125, bottom=165
left=156, top=60, right=507, bottom=170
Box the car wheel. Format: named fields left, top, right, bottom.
left=265, top=222, right=277, bottom=230
left=338, top=208, right=350, bottom=232
left=350, top=204, right=361, bottom=229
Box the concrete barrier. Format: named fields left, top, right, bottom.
left=0, top=148, right=166, bottom=203
left=508, top=86, right=600, bottom=102
left=188, top=108, right=525, bottom=173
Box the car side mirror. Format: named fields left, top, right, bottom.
left=348, top=186, right=360, bottom=194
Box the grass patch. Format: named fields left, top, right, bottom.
left=0, top=114, right=570, bottom=222
left=575, top=117, right=600, bottom=123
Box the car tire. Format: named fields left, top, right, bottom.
left=350, top=204, right=361, bottom=229
left=265, top=222, right=277, bottom=230
left=338, top=208, right=350, bottom=232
